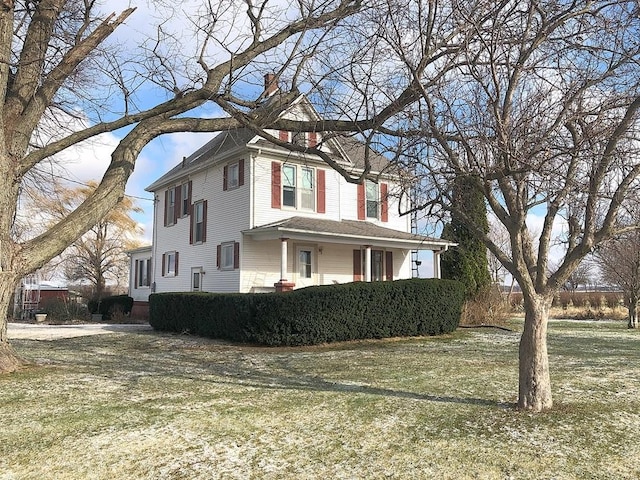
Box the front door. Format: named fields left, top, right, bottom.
left=296, top=246, right=316, bottom=287
left=371, top=249, right=384, bottom=281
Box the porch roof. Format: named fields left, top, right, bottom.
left=242, top=216, right=455, bottom=251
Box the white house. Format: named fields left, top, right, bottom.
left=129, top=76, right=454, bottom=314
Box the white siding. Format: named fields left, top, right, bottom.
left=252, top=155, right=343, bottom=227
left=153, top=153, right=251, bottom=294
left=240, top=238, right=413, bottom=292
left=128, top=248, right=152, bottom=302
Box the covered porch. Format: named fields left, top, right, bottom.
left=242, top=217, right=455, bottom=292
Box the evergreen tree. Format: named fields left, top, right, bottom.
left=441, top=176, right=491, bottom=296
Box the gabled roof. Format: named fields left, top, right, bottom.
left=243, top=216, right=454, bottom=250
left=146, top=93, right=393, bottom=192
left=146, top=129, right=255, bottom=192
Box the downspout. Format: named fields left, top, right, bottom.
left=151, top=193, right=158, bottom=293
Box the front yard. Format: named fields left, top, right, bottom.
left=1, top=320, right=638, bottom=479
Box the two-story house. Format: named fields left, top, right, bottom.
left=128, top=76, right=454, bottom=317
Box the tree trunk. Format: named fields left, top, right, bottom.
left=518, top=293, right=553, bottom=411
left=0, top=272, right=28, bottom=373
left=628, top=298, right=638, bottom=329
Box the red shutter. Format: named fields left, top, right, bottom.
left=381, top=183, right=388, bottom=222
left=175, top=185, right=181, bottom=219
left=271, top=161, right=281, bottom=209
left=185, top=180, right=192, bottom=216
left=385, top=251, right=393, bottom=281
left=353, top=250, right=363, bottom=281
left=223, top=165, right=228, bottom=191
left=279, top=130, right=288, bottom=142
left=173, top=187, right=179, bottom=224
left=175, top=252, right=179, bottom=276
left=216, top=244, right=221, bottom=269
left=162, top=254, right=166, bottom=277
left=202, top=200, right=208, bottom=243
left=317, top=169, right=326, bottom=214
left=134, top=260, right=139, bottom=289
left=233, top=241, right=240, bottom=269
left=238, top=159, right=245, bottom=186
left=357, top=183, right=365, bottom=220
left=189, top=204, right=194, bottom=244
left=308, top=132, right=317, bottom=148
left=164, top=190, right=168, bottom=226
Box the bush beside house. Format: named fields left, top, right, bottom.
left=88, top=295, right=134, bottom=320
left=149, top=279, right=465, bottom=346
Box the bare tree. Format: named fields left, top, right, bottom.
left=30, top=181, right=143, bottom=301
left=563, top=262, right=592, bottom=295
left=593, top=231, right=640, bottom=328
left=0, top=0, right=365, bottom=371
left=269, top=0, right=639, bottom=411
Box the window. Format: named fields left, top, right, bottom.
left=352, top=249, right=392, bottom=281
left=281, top=165, right=315, bottom=210
left=299, top=249, right=312, bottom=278
left=366, top=181, right=378, bottom=218
left=357, top=181, right=388, bottom=222
left=292, top=131, right=306, bottom=146
left=300, top=167, right=315, bottom=210
left=224, top=160, right=244, bottom=190
left=228, top=162, right=239, bottom=188
left=282, top=165, right=296, bottom=207
left=165, top=187, right=176, bottom=226
left=135, top=258, right=151, bottom=288
left=181, top=181, right=190, bottom=217
left=191, top=268, right=202, bottom=292
left=163, top=251, right=178, bottom=277
left=192, top=201, right=206, bottom=244
left=219, top=242, right=237, bottom=270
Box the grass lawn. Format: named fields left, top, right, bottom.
left=1, top=319, right=639, bottom=479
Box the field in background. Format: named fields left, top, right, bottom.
left=509, top=291, right=628, bottom=321
left=1, top=319, right=639, bottom=479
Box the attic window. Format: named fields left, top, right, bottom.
left=292, top=132, right=306, bottom=147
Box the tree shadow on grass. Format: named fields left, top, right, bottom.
left=14, top=331, right=514, bottom=410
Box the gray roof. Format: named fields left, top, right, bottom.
left=146, top=129, right=255, bottom=192
left=243, top=216, right=453, bottom=250
left=146, top=93, right=393, bottom=192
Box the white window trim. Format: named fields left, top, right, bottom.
left=227, top=162, right=240, bottom=189
left=191, top=267, right=203, bottom=292
left=282, top=164, right=316, bottom=212
left=193, top=200, right=205, bottom=244
left=181, top=182, right=190, bottom=217
left=138, top=258, right=151, bottom=288
left=365, top=180, right=379, bottom=219
left=220, top=242, right=235, bottom=270
left=166, top=187, right=176, bottom=226
left=165, top=251, right=177, bottom=277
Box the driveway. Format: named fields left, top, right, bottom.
left=7, top=322, right=153, bottom=340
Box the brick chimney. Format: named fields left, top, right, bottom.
left=264, top=73, right=278, bottom=96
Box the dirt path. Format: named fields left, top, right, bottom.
left=7, top=322, right=153, bottom=340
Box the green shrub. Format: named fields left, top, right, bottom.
left=88, top=295, right=134, bottom=320
left=150, top=279, right=464, bottom=346
left=39, top=297, right=89, bottom=323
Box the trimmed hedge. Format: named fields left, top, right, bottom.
left=149, top=278, right=465, bottom=346
left=88, top=295, right=134, bottom=320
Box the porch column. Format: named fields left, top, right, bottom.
left=275, top=238, right=295, bottom=292
left=433, top=247, right=447, bottom=279
left=433, top=249, right=441, bottom=279
left=364, top=245, right=372, bottom=282
left=280, top=237, right=288, bottom=281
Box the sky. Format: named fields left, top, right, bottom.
left=45, top=1, right=571, bottom=282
